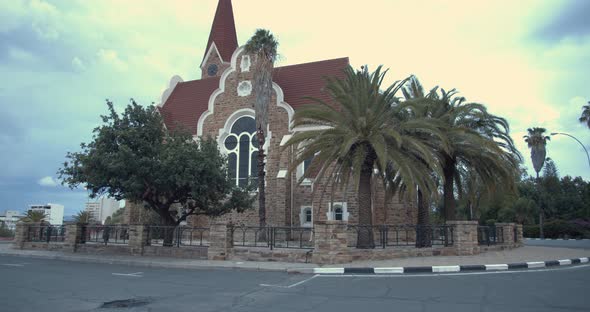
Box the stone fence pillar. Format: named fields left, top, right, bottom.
left=208, top=223, right=233, bottom=260
left=64, top=223, right=84, bottom=252
left=311, top=221, right=351, bottom=264
left=515, top=224, right=524, bottom=246
left=13, top=223, right=28, bottom=249
left=128, top=224, right=148, bottom=255
left=495, top=222, right=514, bottom=246
left=446, top=220, right=479, bottom=256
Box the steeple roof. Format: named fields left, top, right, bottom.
left=203, top=0, right=238, bottom=63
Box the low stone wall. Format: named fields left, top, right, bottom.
left=231, top=246, right=312, bottom=263
left=75, top=244, right=133, bottom=255
left=143, top=246, right=208, bottom=259
left=22, top=242, right=69, bottom=251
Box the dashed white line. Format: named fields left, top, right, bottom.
left=112, top=272, right=143, bottom=277
left=260, top=274, right=319, bottom=288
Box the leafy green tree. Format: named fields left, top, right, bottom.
left=579, top=101, right=590, bottom=129
left=244, top=29, right=279, bottom=232
left=0, top=223, right=14, bottom=238
left=58, top=100, right=255, bottom=245
left=543, top=158, right=559, bottom=178
left=285, top=66, right=442, bottom=248
left=19, top=210, right=46, bottom=223
left=73, top=210, right=95, bottom=224
left=107, top=208, right=125, bottom=224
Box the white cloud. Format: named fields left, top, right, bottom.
left=7, top=46, right=37, bottom=63
left=71, top=57, right=86, bottom=72
left=97, top=49, right=128, bottom=72
left=37, top=176, right=58, bottom=187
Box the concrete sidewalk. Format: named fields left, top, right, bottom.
left=0, top=241, right=587, bottom=272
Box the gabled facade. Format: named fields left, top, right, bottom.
left=158, top=0, right=416, bottom=228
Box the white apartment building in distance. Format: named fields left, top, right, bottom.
left=29, top=204, right=64, bottom=225
left=85, top=197, right=119, bottom=224
left=0, top=210, right=24, bottom=230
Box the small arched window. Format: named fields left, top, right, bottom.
left=300, top=206, right=313, bottom=227
left=223, top=116, right=258, bottom=187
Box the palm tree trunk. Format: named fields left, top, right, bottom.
left=257, top=129, right=267, bottom=241
left=357, top=157, right=374, bottom=249
left=416, top=189, right=432, bottom=248
left=443, top=157, right=456, bottom=221
left=536, top=171, right=544, bottom=239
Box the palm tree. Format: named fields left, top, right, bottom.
left=382, top=78, right=448, bottom=247
left=73, top=210, right=94, bottom=224
left=524, top=127, right=551, bottom=238
left=524, top=127, right=550, bottom=179
left=285, top=66, right=442, bottom=248
left=19, top=210, right=46, bottom=223
left=244, top=29, right=278, bottom=234
left=403, top=79, right=521, bottom=221
left=579, top=102, right=590, bottom=129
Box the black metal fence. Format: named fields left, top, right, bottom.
left=230, top=225, right=313, bottom=250
left=478, top=226, right=504, bottom=246
left=347, top=225, right=455, bottom=249
left=83, top=225, right=129, bottom=245
left=27, top=225, right=66, bottom=243
left=146, top=226, right=209, bottom=247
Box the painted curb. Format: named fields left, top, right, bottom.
left=286, top=257, right=590, bottom=275
left=525, top=238, right=590, bottom=241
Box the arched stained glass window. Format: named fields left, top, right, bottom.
left=224, top=116, right=258, bottom=187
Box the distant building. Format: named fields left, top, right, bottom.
left=0, top=210, right=24, bottom=230
left=29, top=204, right=64, bottom=225
left=85, top=197, right=120, bottom=224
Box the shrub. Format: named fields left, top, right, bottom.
left=0, top=223, right=14, bottom=238
left=524, top=219, right=590, bottom=239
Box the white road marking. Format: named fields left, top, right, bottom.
left=485, top=264, right=508, bottom=271
left=526, top=261, right=546, bottom=268
left=112, top=272, right=143, bottom=277
left=432, top=265, right=460, bottom=273
left=1, top=264, right=25, bottom=267
left=260, top=274, right=319, bottom=288
left=374, top=267, right=404, bottom=274
left=314, top=268, right=345, bottom=274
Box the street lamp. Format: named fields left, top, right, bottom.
left=550, top=132, right=590, bottom=169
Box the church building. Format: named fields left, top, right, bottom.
left=157, top=0, right=415, bottom=228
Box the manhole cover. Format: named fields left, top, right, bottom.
left=100, top=298, right=151, bottom=309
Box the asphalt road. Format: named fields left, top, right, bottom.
left=1, top=255, right=589, bottom=312
left=525, top=238, right=590, bottom=249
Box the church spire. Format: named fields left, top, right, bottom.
left=203, top=0, right=238, bottom=63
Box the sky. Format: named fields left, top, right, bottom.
left=0, top=0, right=589, bottom=217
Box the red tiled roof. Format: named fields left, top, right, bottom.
left=159, top=77, right=220, bottom=133
left=160, top=57, right=349, bottom=134
left=204, top=0, right=238, bottom=62
left=273, top=57, right=349, bottom=109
